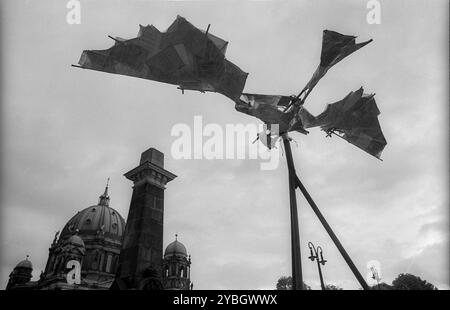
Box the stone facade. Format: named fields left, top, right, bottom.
left=6, top=147, right=192, bottom=290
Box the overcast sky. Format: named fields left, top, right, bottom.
left=1, top=0, right=448, bottom=290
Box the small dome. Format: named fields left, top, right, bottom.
left=164, top=238, right=187, bottom=258
left=65, top=234, right=85, bottom=247
left=15, top=257, right=32, bottom=270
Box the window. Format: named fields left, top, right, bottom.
left=99, top=253, right=105, bottom=272
left=105, top=254, right=113, bottom=273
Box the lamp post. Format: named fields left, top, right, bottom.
left=308, top=242, right=327, bottom=290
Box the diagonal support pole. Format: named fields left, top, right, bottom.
left=294, top=174, right=370, bottom=290
left=282, top=134, right=369, bottom=290
left=282, top=135, right=303, bottom=290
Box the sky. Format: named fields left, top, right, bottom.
left=0, top=0, right=448, bottom=290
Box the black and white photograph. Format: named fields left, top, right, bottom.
left=0, top=0, right=448, bottom=300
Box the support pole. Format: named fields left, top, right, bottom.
left=282, top=135, right=303, bottom=290
left=295, top=175, right=370, bottom=290
left=317, top=260, right=325, bottom=290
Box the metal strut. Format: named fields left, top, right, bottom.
left=283, top=135, right=303, bottom=290
left=294, top=174, right=369, bottom=290
left=282, top=135, right=369, bottom=290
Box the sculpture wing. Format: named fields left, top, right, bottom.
left=300, top=30, right=373, bottom=100
left=237, top=89, right=387, bottom=159
left=300, top=87, right=387, bottom=159
left=77, top=15, right=248, bottom=101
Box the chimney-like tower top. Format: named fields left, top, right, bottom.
left=125, top=147, right=176, bottom=189
left=140, top=147, right=164, bottom=168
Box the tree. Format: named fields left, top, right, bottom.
left=276, top=276, right=291, bottom=290
left=391, top=273, right=438, bottom=290
left=276, top=276, right=311, bottom=290
left=325, top=284, right=343, bottom=290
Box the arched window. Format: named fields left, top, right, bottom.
left=82, top=251, right=91, bottom=270
left=111, top=255, right=119, bottom=273
left=99, top=252, right=105, bottom=272
left=105, top=254, right=113, bottom=273
left=52, top=257, right=60, bottom=274
left=165, top=266, right=169, bottom=277
left=56, top=257, right=64, bottom=274
left=46, top=255, right=55, bottom=274
left=180, top=267, right=184, bottom=278
left=92, top=251, right=99, bottom=271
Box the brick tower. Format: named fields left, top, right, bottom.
left=112, top=148, right=176, bottom=289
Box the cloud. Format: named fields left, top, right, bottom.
left=392, top=240, right=449, bottom=289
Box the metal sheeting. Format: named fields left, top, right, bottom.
left=232, top=30, right=385, bottom=159
left=237, top=88, right=386, bottom=159
left=236, top=93, right=310, bottom=149
left=77, top=15, right=248, bottom=101
left=236, top=93, right=297, bottom=134
left=76, top=21, right=386, bottom=159
left=301, top=88, right=387, bottom=159
left=300, top=30, right=373, bottom=101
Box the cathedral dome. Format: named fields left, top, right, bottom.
left=60, top=205, right=125, bottom=242
left=60, top=184, right=125, bottom=243
left=15, top=257, right=32, bottom=270
left=164, top=236, right=187, bottom=258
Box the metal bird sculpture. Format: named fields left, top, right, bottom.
left=74, top=15, right=386, bottom=159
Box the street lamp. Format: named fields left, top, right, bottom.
left=308, top=242, right=327, bottom=290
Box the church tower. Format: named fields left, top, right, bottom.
left=113, top=148, right=176, bottom=289
left=162, top=235, right=192, bottom=290
left=6, top=256, right=33, bottom=290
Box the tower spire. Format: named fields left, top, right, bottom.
left=98, top=178, right=110, bottom=206
left=104, top=177, right=110, bottom=196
